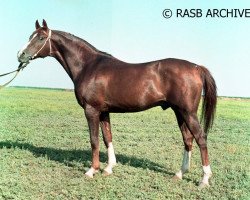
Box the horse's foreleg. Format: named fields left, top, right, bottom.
left=173, top=109, right=194, bottom=180
left=84, top=106, right=100, bottom=178
left=181, top=111, right=212, bottom=187
left=100, top=112, right=117, bottom=176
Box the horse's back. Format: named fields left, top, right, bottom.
left=100, top=57, right=203, bottom=111
left=77, top=56, right=204, bottom=112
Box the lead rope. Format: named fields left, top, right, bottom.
left=0, top=63, right=28, bottom=89
left=0, top=29, right=52, bottom=90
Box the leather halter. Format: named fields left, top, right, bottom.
left=32, top=29, right=52, bottom=59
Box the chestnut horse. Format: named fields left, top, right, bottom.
left=17, top=20, right=217, bottom=187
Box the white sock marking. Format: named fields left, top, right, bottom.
left=201, top=165, right=212, bottom=185
left=175, top=150, right=192, bottom=179
left=182, top=150, right=191, bottom=172
left=104, top=142, right=116, bottom=174
left=108, top=142, right=116, bottom=165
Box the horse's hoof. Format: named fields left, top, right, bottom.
left=84, top=168, right=99, bottom=178
left=199, top=182, right=210, bottom=189
left=103, top=167, right=113, bottom=176
left=85, top=173, right=94, bottom=178
left=103, top=170, right=112, bottom=176
left=172, top=175, right=182, bottom=181
left=103, top=163, right=116, bottom=176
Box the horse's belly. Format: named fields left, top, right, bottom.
left=106, top=90, right=166, bottom=113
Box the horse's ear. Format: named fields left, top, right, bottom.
left=35, top=20, right=41, bottom=29
left=42, top=19, right=48, bottom=28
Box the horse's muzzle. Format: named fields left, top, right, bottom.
left=17, top=51, right=31, bottom=63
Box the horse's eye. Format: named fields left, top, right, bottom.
left=39, top=37, right=44, bottom=40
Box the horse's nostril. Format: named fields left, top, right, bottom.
left=22, top=52, right=25, bottom=56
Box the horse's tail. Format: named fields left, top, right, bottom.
left=198, top=66, right=217, bottom=134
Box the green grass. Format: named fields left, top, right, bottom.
left=0, top=87, right=249, bottom=200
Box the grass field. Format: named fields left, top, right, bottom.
left=0, top=87, right=249, bottom=200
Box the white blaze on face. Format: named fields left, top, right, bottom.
left=18, top=33, right=38, bottom=58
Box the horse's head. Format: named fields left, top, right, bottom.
left=17, top=19, right=52, bottom=64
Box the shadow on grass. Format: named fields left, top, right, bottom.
left=0, top=140, right=176, bottom=177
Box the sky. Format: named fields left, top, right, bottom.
left=0, top=0, right=249, bottom=97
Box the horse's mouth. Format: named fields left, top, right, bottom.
left=18, top=56, right=31, bottom=64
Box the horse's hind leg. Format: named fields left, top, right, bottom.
left=84, top=106, right=101, bottom=178
left=173, top=110, right=193, bottom=178
left=100, top=112, right=117, bottom=176
left=173, top=109, right=194, bottom=180
left=178, top=110, right=212, bottom=187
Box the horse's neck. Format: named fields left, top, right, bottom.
left=51, top=31, right=98, bottom=82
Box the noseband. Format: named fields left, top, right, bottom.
left=32, top=29, right=52, bottom=59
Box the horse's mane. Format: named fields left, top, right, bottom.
left=55, top=30, right=113, bottom=57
